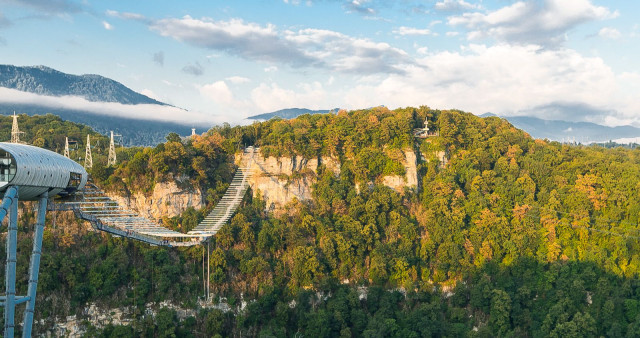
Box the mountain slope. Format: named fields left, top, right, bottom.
left=247, top=107, right=339, bottom=120
left=482, top=113, right=640, bottom=143
left=0, top=65, right=206, bottom=146
left=0, top=65, right=165, bottom=105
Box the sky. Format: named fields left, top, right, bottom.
left=0, top=0, right=638, bottom=126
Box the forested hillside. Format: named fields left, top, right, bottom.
left=2, top=108, right=640, bottom=336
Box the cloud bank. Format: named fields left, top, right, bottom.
left=0, top=87, right=232, bottom=125
left=448, top=0, right=617, bottom=46
left=106, top=12, right=415, bottom=75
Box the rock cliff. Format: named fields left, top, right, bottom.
left=108, top=181, right=204, bottom=221
left=237, top=149, right=419, bottom=208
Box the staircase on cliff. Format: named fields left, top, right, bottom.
left=58, top=148, right=255, bottom=246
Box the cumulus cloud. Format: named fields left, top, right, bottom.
left=102, top=21, right=113, bottom=30
left=182, top=62, right=204, bottom=76
left=434, top=0, right=480, bottom=12
left=200, top=81, right=234, bottom=104
left=226, top=76, right=251, bottom=84
left=0, top=87, right=224, bottom=124
left=598, top=27, right=621, bottom=39
left=341, top=44, right=640, bottom=126
left=153, top=51, right=164, bottom=67
left=150, top=16, right=314, bottom=66
left=250, top=82, right=327, bottom=113
left=345, top=0, right=376, bottom=15
left=393, top=26, right=433, bottom=36
left=286, top=28, right=412, bottom=74
left=448, top=0, right=617, bottom=47
left=138, top=15, right=413, bottom=75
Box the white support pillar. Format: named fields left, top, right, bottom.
left=22, top=192, right=48, bottom=338
left=4, top=187, right=18, bottom=337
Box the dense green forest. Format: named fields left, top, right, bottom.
left=2, top=109, right=640, bottom=336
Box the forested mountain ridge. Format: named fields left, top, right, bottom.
left=247, top=107, right=340, bottom=121
left=0, top=64, right=165, bottom=105
left=0, top=65, right=203, bottom=146
left=4, top=108, right=640, bottom=336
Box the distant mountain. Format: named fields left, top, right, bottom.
left=248, top=108, right=340, bottom=120
left=0, top=65, right=166, bottom=105
left=482, top=114, right=640, bottom=144
left=0, top=65, right=206, bottom=146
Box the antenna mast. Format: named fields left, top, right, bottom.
left=108, top=131, right=117, bottom=166
left=84, top=134, right=93, bottom=169
left=10, top=112, right=24, bottom=143
left=64, top=137, right=70, bottom=158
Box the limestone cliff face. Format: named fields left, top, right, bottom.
left=381, top=150, right=419, bottom=193
left=109, top=181, right=203, bottom=221
left=237, top=149, right=419, bottom=207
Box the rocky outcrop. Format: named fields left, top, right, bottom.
left=109, top=181, right=203, bottom=221
left=46, top=301, right=199, bottom=337
left=381, top=150, right=419, bottom=193
left=237, top=149, right=419, bottom=207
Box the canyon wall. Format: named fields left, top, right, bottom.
left=237, top=149, right=419, bottom=208
left=108, top=181, right=203, bottom=221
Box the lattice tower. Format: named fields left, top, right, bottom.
left=64, top=137, right=70, bottom=158
left=10, top=112, right=24, bottom=143
left=107, top=131, right=116, bottom=166
left=84, top=134, right=93, bottom=169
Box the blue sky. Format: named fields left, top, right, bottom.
left=0, top=0, right=638, bottom=126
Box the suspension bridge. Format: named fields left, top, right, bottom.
left=0, top=115, right=257, bottom=336
left=55, top=147, right=255, bottom=247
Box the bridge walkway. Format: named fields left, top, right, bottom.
left=55, top=148, right=256, bottom=247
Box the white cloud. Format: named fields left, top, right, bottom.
left=226, top=76, right=251, bottom=84
left=393, top=26, right=433, bottom=36
left=346, top=0, right=376, bottom=15
left=200, top=81, right=234, bottom=104
left=106, top=10, right=148, bottom=22
left=140, top=15, right=412, bottom=75
left=446, top=31, right=460, bottom=37
left=102, top=21, right=113, bottom=30
left=449, top=0, right=617, bottom=47
left=342, top=44, right=640, bottom=126
left=435, top=0, right=480, bottom=12
left=250, top=82, right=327, bottom=113
left=264, top=66, right=278, bottom=73
left=140, top=89, right=159, bottom=100
left=0, top=87, right=223, bottom=124
left=598, top=27, right=621, bottom=39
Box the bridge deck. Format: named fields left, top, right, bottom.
left=56, top=149, right=255, bottom=247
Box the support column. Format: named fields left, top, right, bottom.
left=4, top=187, right=18, bottom=337
left=22, top=192, right=48, bottom=338
left=203, top=245, right=205, bottom=299
left=207, top=240, right=210, bottom=301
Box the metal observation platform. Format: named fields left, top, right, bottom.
left=0, top=143, right=255, bottom=335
